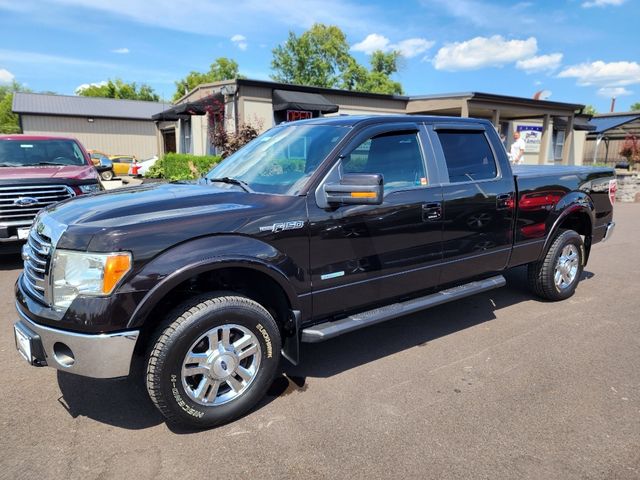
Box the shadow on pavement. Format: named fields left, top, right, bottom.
left=55, top=266, right=594, bottom=431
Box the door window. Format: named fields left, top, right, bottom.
left=342, top=132, right=427, bottom=192
left=437, top=130, right=497, bottom=183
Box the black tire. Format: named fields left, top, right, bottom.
left=146, top=293, right=281, bottom=428
left=527, top=229, right=584, bottom=301
left=100, top=169, right=114, bottom=181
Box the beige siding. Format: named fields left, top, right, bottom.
left=241, top=98, right=274, bottom=132
left=21, top=115, right=159, bottom=158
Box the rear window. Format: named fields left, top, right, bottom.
left=0, top=139, right=87, bottom=167
left=437, top=131, right=497, bottom=183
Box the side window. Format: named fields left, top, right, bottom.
left=437, top=130, right=497, bottom=183
left=342, top=132, right=427, bottom=192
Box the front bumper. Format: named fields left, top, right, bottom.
left=15, top=303, right=139, bottom=378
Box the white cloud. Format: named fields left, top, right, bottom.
left=0, top=68, right=15, bottom=84
left=516, top=53, right=563, bottom=73
left=74, top=80, right=107, bottom=94
left=111, top=47, right=129, bottom=54
left=19, top=0, right=383, bottom=37
left=597, top=86, right=632, bottom=97
left=230, top=34, right=247, bottom=51
left=582, top=0, right=626, bottom=8
left=558, top=60, right=640, bottom=86
left=433, top=35, right=538, bottom=71
left=351, top=33, right=434, bottom=58
left=352, top=34, right=389, bottom=54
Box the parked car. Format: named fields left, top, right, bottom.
left=109, top=155, right=137, bottom=176
left=0, top=135, right=101, bottom=252
left=13, top=116, right=615, bottom=428
left=137, top=156, right=158, bottom=177
left=88, top=150, right=116, bottom=181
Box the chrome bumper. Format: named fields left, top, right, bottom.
left=602, top=221, right=616, bottom=242
left=15, top=305, right=139, bottom=379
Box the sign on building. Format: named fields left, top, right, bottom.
left=516, top=125, right=543, bottom=153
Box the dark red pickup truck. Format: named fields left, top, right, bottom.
left=0, top=135, right=101, bottom=252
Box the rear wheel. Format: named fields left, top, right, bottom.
left=527, top=229, right=584, bottom=301
left=146, top=293, right=281, bottom=428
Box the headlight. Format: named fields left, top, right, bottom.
left=51, top=250, right=132, bottom=309
left=79, top=183, right=100, bottom=194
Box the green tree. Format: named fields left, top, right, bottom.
left=630, top=102, right=640, bottom=112
left=583, top=104, right=597, bottom=115
left=77, top=78, right=160, bottom=101
left=0, top=81, right=30, bottom=134
left=271, top=24, right=404, bottom=95
left=173, top=58, right=243, bottom=101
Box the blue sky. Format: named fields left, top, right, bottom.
left=0, top=0, right=638, bottom=111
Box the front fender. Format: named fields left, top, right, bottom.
left=123, top=235, right=305, bottom=329
left=540, top=191, right=595, bottom=261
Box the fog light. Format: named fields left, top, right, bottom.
left=53, top=342, right=75, bottom=367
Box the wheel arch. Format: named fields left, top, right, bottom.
left=540, top=194, right=595, bottom=263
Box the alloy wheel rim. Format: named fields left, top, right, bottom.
left=181, top=324, right=261, bottom=406
left=554, top=244, right=579, bottom=290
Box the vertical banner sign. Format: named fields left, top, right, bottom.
left=287, top=110, right=313, bottom=122
left=516, top=125, right=543, bottom=153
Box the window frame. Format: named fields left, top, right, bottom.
left=429, top=123, right=503, bottom=186
left=314, top=122, right=443, bottom=208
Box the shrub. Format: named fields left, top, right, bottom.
left=145, top=153, right=222, bottom=181
left=619, top=134, right=640, bottom=164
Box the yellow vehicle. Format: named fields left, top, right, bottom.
left=109, top=155, right=137, bottom=176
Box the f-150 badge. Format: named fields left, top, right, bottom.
left=259, top=221, right=304, bottom=233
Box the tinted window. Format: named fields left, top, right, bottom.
left=0, top=140, right=86, bottom=167
left=343, top=132, right=427, bottom=192
left=438, top=131, right=497, bottom=183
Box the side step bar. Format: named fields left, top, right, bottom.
left=301, top=275, right=506, bottom=343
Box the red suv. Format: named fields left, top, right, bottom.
left=0, top=135, right=101, bottom=253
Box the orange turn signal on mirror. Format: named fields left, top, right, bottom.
left=351, top=192, right=377, bottom=199
left=103, top=253, right=132, bottom=294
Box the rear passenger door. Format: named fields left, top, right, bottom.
left=429, top=123, right=515, bottom=285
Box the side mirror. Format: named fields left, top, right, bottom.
left=324, top=173, right=383, bottom=206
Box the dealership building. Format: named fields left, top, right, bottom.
left=154, top=78, right=594, bottom=165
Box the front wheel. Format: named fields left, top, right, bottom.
left=527, top=229, right=584, bottom=301
left=146, top=294, right=281, bottom=428
left=100, top=169, right=114, bottom=181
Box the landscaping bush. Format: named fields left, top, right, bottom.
left=145, top=153, right=222, bottom=181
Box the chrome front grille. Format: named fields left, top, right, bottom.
left=21, top=228, right=52, bottom=305
left=0, top=185, right=74, bottom=227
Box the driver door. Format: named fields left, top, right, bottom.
left=307, top=123, right=444, bottom=318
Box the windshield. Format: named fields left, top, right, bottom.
left=0, top=139, right=87, bottom=167
left=206, top=125, right=349, bottom=195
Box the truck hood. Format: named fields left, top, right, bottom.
left=0, top=165, right=98, bottom=181
left=44, top=182, right=283, bottom=255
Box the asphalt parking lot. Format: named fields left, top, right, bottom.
left=0, top=204, right=638, bottom=480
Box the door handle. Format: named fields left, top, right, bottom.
left=496, top=193, right=514, bottom=210
left=422, top=202, right=442, bottom=221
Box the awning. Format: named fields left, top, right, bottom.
left=589, top=114, right=640, bottom=134
left=272, top=89, right=339, bottom=113
left=554, top=116, right=597, bottom=132
left=152, top=95, right=223, bottom=121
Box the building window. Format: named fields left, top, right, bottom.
left=181, top=119, right=192, bottom=154
left=552, top=129, right=565, bottom=161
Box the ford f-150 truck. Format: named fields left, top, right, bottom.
left=13, top=116, right=616, bottom=428
left=1, top=135, right=101, bottom=253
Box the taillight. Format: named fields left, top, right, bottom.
left=609, top=179, right=617, bottom=205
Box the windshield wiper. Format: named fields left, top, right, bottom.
left=35, top=162, right=68, bottom=166
left=0, top=163, right=20, bottom=167
left=209, top=177, right=253, bottom=193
